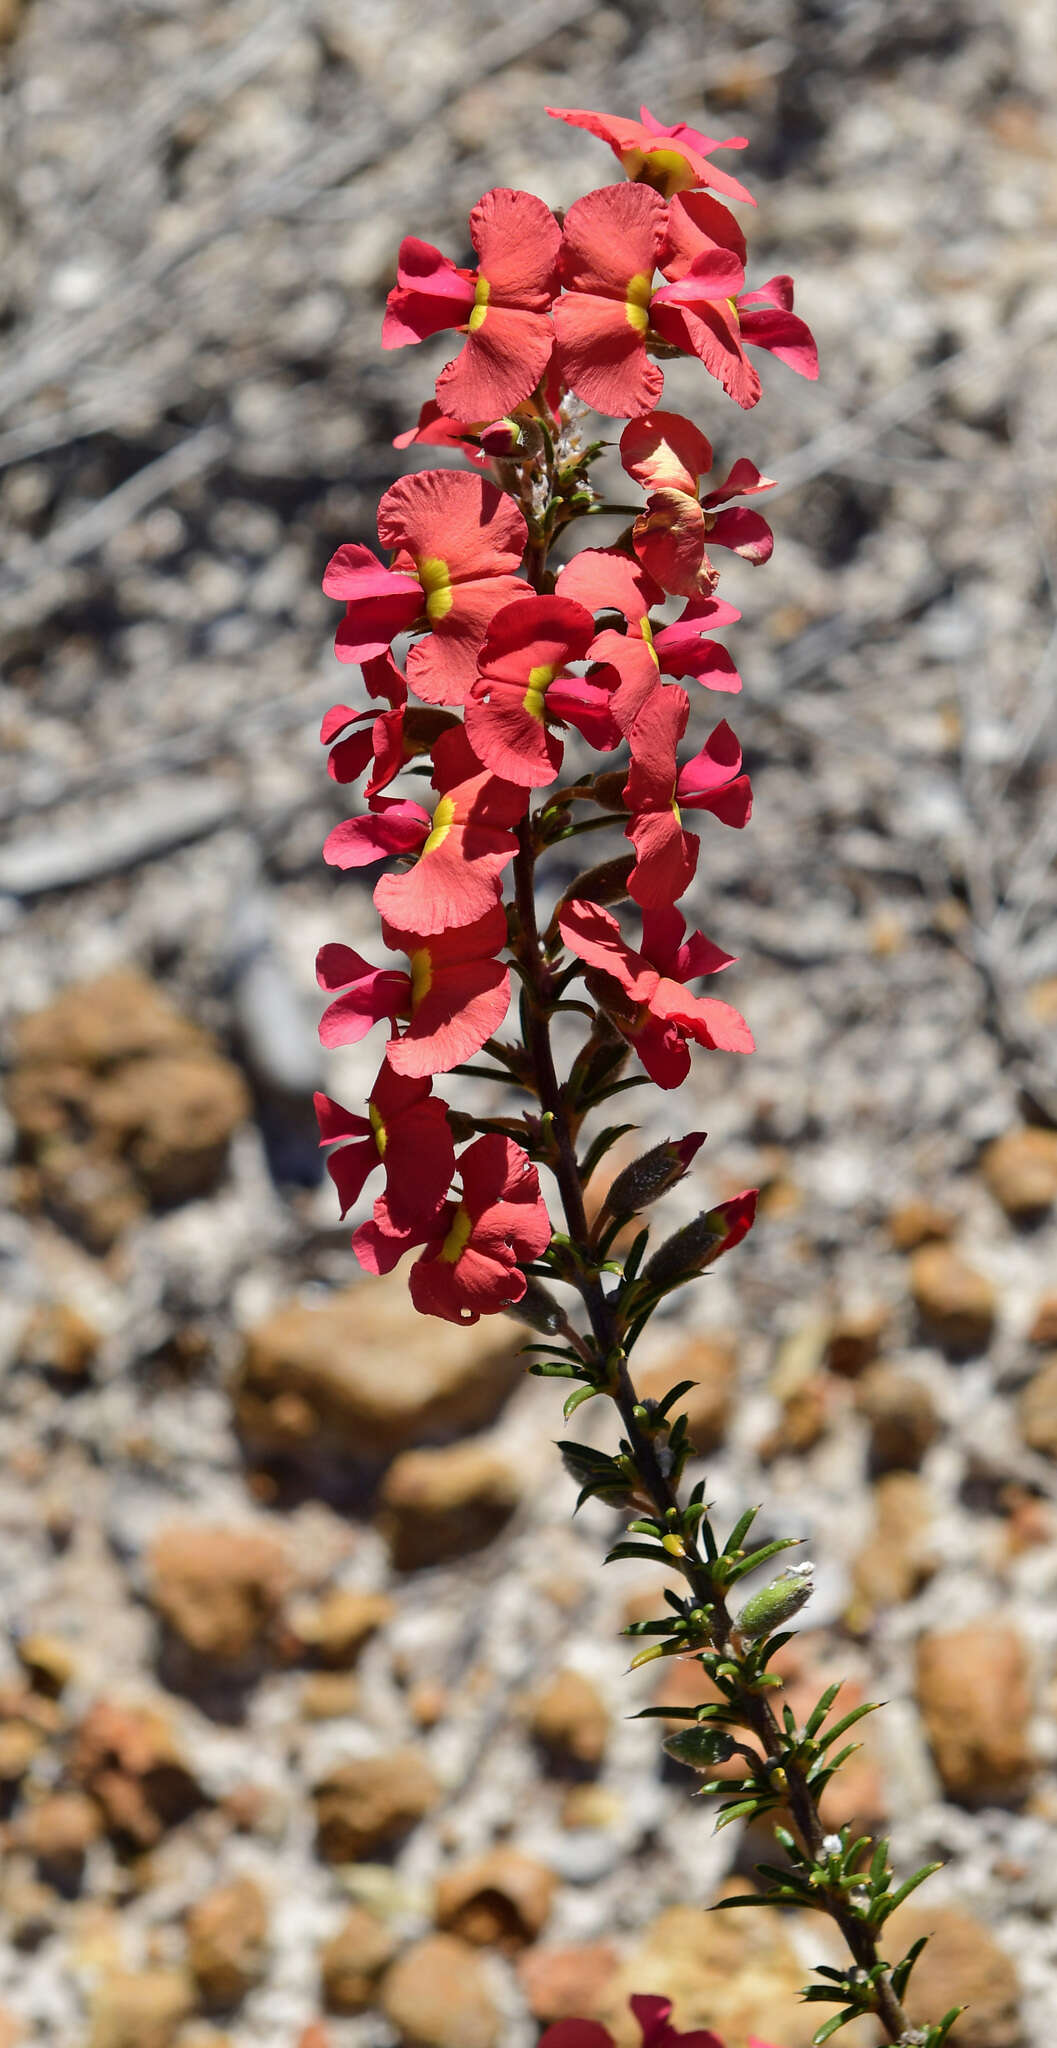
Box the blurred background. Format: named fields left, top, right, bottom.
left=2, top=1, right=1057, bottom=2043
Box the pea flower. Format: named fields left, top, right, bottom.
left=558, top=899, right=753, bottom=1088
left=555, top=546, right=743, bottom=732
left=546, top=103, right=756, bottom=204
left=465, top=594, right=620, bottom=788
left=620, top=410, right=775, bottom=596
left=315, top=903, right=510, bottom=1078
left=314, top=1064, right=454, bottom=1229
left=657, top=191, right=819, bottom=408
left=354, top=1134, right=552, bottom=1324
left=382, top=187, right=561, bottom=419
left=623, top=692, right=752, bottom=908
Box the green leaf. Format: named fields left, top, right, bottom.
left=653, top=1378, right=698, bottom=1419
left=711, top=1893, right=775, bottom=1911
left=714, top=1797, right=772, bottom=1830
left=817, top=1701, right=881, bottom=1748
left=724, top=1507, right=761, bottom=1555
left=620, top=1227, right=651, bottom=1285
left=868, top=1837, right=890, bottom=1888
left=563, top=1383, right=600, bottom=1419
left=577, top=1125, right=639, bottom=1188
left=630, top=1704, right=700, bottom=1722
left=931, top=2007, right=966, bottom=2045
left=723, top=1536, right=801, bottom=1585
left=812, top=2011, right=858, bottom=2043
left=874, top=1864, right=943, bottom=1924
left=530, top=1360, right=580, bottom=1378
left=604, top=1541, right=670, bottom=1565
left=625, top=1618, right=687, bottom=1637
left=890, top=1935, right=929, bottom=2001
left=804, top=1682, right=844, bottom=1739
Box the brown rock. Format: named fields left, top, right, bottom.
left=435, top=1849, right=555, bottom=1951
left=0, top=1719, right=44, bottom=1784
left=825, top=1303, right=890, bottom=1376
left=635, top=1336, right=736, bottom=1453
left=313, top=1750, right=439, bottom=1863
left=850, top=1472, right=936, bottom=1622
left=7, top=971, right=248, bottom=1246
left=87, top=1969, right=194, bottom=2048
left=888, top=1199, right=954, bottom=1250
left=517, top=1941, right=620, bottom=2023
left=12, top=1790, right=102, bottom=1885
left=290, top=1588, right=394, bottom=1668
left=1019, top=1355, right=1057, bottom=1458
left=15, top=1633, right=77, bottom=1697
left=149, top=1525, right=287, bottom=1665
left=186, top=1876, right=269, bottom=2009
left=600, top=1903, right=815, bottom=2048
left=0, top=2006, right=21, bottom=2048
left=856, top=1363, right=940, bottom=1470
left=236, top=1275, right=523, bottom=1461
left=561, top=1784, right=623, bottom=1830
left=70, top=1700, right=203, bottom=1848
left=1028, top=1293, right=1057, bottom=1347
left=301, top=1673, right=360, bottom=1720
left=758, top=1374, right=828, bottom=1461
left=982, top=1127, right=1057, bottom=1221
left=885, top=1905, right=1022, bottom=2048
left=320, top=1905, right=396, bottom=2015
left=16, top=1302, right=100, bottom=1382
left=380, top=1934, right=499, bottom=2048
left=529, top=1670, right=609, bottom=1770
left=910, top=1244, right=996, bottom=1352
left=377, top=1443, right=519, bottom=1571
left=915, top=1622, right=1033, bottom=1803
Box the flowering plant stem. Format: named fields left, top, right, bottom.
left=315, top=100, right=958, bottom=2048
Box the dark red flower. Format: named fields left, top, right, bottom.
left=314, top=1063, right=454, bottom=1229
left=559, top=899, right=753, bottom=1088
left=465, top=594, right=619, bottom=788
left=355, top=1134, right=552, bottom=1323
left=316, top=904, right=510, bottom=1078
left=622, top=690, right=753, bottom=908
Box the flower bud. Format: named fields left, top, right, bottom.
left=502, top=1276, right=566, bottom=1334
left=603, top=1134, right=706, bottom=1223
left=555, top=854, right=635, bottom=917
left=640, top=1190, right=758, bottom=1292
left=735, top=1561, right=815, bottom=1640
left=662, top=1725, right=736, bottom=1772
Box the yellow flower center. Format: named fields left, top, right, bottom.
left=417, top=556, right=454, bottom=621
left=523, top=661, right=557, bottom=723
left=468, top=275, right=491, bottom=333
left=368, top=1102, right=387, bottom=1156
left=409, top=947, right=433, bottom=1009
left=422, top=793, right=456, bottom=856
left=627, top=145, right=698, bottom=199
left=640, top=616, right=660, bottom=669
left=625, top=270, right=653, bottom=334
left=440, top=1204, right=473, bottom=1264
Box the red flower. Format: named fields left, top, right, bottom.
left=324, top=471, right=526, bottom=705
left=653, top=195, right=818, bottom=409
left=314, top=1064, right=454, bottom=1230
left=322, top=657, right=460, bottom=802
left=620, top=410, right=774, bottom=596
left=465, top=594, right=619, bottom=788
left=393, top=400, right=488, bottom=466
left=316, top=904, right=510, bottom=1078
left=546, top=104, right=755, bottom=205
left=623, top=692, right=753, bottom=907
left=541, top=1994, right=782, bottom=2048
left=556, top=546, right=743, bottom=731
left=355, top=1135, right=552, bottom=1322
left=553, top=184, right=668, bottom=418
left=371, top=725, right=529, bottom=935
left=559, top=899, right=753, bottom=1089
left=382, top=188, right=560, bottom=421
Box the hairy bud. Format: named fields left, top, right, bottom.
left=603, top=1134, right=706, bottom=1223
left=735, top=1561, right=815, bottom=1640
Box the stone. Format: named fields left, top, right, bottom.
left=320, top=1905, right=397, bottom=2015
left=301, top=1673, right=360, bottom=1720
left=236, top=1274, right=523, bottom=1461
left=529, top=1669, right=609, bottom=1770
left=888, top=1199, right=954, bottom=1250
left=885, top=1905, right=1022, bottom=2048
left=634, top=1335, right=736, bottom=1453
left=7, top=970, right=249, bottom=1247
left=186, top=1876, right=269, bottom=2009
left=517, top=1941, right=620, bottom=2023
left=982, top=1127, right=1057, bottom=1220
left=1018, top=1355, right=1057, bottom=1458
left=313, top=1750, right=439, bottom=1862
left=758, top=1374, right=828, bottom=1461
left=12, top=1790, right=102, bottom=1886
left=915, top=1622, right=1033, bottom=1803
left=599, top=1903, right=816, bottom=2047
left=70, top=1700, right=203, bottom=1848
left=377, top=1442, right=519, bottom=1571
left=1028, top=1294, right=1057, bottom=1346
left=850, top=1472, right=936, bottom=1623
left=290, top=1588, right=393, bottom=1668
left=0, top=2008, right=20, bottom=2048
left=910, top=1244, right=996, bottom=1352
left=16, top=1302, right=100, bottom=1382
left=434, top=1849, right=556, bottom=1951
left=149, top=1525, right=287, bottom=1665
left=87, top=1969, right=194, bottom=2048
left=825, top=1304, right=890, bottom=1377
left=15, top=1633, right=77, bottom=1697
left=380, top=1935, right=499, bottom=2048
left=856, top=1363, right=940, bottom=1470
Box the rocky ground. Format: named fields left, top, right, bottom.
left=2, top=0, right=1057, bottom=2043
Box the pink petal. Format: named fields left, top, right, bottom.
left=661, top=189, right=748, bottom=277
left=322, top=799, right=430, bottom=870
left=620, top=409, right=713, bottom=494
left=558, top=182, right=668, bottom=296
left=627, top=808, right=699, bottom=909
left=437, top=308, right=555, bottom=421
left=738, top=303, right=819, bottom=379
left=702, top=456, right=776, bottom=505
left=553, top=289, right=663, bottom=420
left=382, top=236, right=476, bottom=347
left=705, top=505, right=774, bottom=564
left=556, top=545, right=662, bottom=622
left=377, top=469, right=527, bottom=583
left=677, top=718, right=742, bottom=793
left=470, top=186, right=561, bottom=306
left=633, top=490, right=714, bottom=598
left=650, top=298, right=761, bottom=410
left=388, top=959, right=511, bottom=1077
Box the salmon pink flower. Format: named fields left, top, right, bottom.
left=553, top=184, right=669, bottom=418
left=556, top=546, right=743, bottom=731
left=465, top=594, right=619, bottom=788
left=654, top=195, right=819, bottom=408
left=372, top=725, right=529, bottom=935
left=407, top=1133, right=552, bottom=1323
left=322, top=658, right=459, bottom=802
left=559, top=899, right=753, bottom=1088
left=324, top=471, right=526, bottom=705
left=546, top=104, right=756, bottom=205
left=316, top=904, right=510, bottom=1079
left=314, top=1065, right=454, bottom=1229
left=382, top=188, right=560, bottom=421
left=620, top=410, right=775, bottom=596
left=393, top=400, right=488, bottom=465
left=623, top=691, right=752, bottom=908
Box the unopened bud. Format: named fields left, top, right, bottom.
left=479, top=417, right=524, bottom=456
left=555, top=854, right=635, bottom=916
left=662, top=1726, right=736, bottom=1772
left=640, top=1189, right=758, bottom=1292
left=603, top=1134, right=706, bottom=1223
left=735, top=1562, right=815, bottom=1640
left=503, top=1276, right=566, bottom=1335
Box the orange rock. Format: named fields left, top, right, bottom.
left=915, top=1622, right=1033, bottom=1803
left=856, top=1363, right=939, bottom=1470
left=149, top=1525, right=287, bottom=1665
left=378, top=1442, right=519, bottom=1570
left=910, top=1244, right=996, bottom=1352
left=517, top=1941, right=620, bottom=2023
left=982, top=1127, right=1057, bottom=1220
left=884, top=1905, right=1021, bottom=2047
left=320, top=1905, right=396, bottom=2015
left=380, top=1935, right=499, bottom=2048
left=435, top=1849, right=555, bottom=1951
left=313, top=1750, right=439, bottom=1863
left=186, top=1876, right=269, bottom=2009
left=289, top=1588, right=394, bottom=1668
left=825, top=1303, right=890, bottom=1376
left=887, top=1199, right=954, bottom=1250
left=529, top=1669, right=609, bottom=1770
left=70, top=1700, right=203, bottom=1848
left=1028, top=1293, right=1057, bottom=1346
